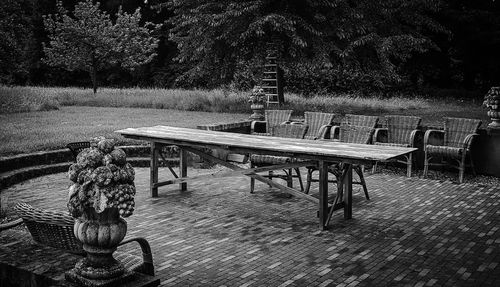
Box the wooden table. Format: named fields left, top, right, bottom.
left=116, top=125, right=416, bottom=229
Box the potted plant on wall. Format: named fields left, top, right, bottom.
left=65, top=136, right=136, bottom=285
left=248, top=85, right=266, bottom=121
left=484, top=86, right=500, bottom=128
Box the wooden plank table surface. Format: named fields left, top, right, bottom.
left=116, top=125, right=417, bottom=229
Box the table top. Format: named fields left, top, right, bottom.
left=116, top=125, right=416, bottom=164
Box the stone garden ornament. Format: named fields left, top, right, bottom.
left=484, top=86, right=500, bottom=129
left=65, top=136, right=136, bottom=286
left=248, top=85, right=266, bottom=121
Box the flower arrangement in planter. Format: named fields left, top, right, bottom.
left=66, top=136, right=136, bottom=285
left=483, top=86, right=500, bottom=128
left=248, top=85, right=266, bottom=120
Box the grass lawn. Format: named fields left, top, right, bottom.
left=0, top=86, right=491, bottom=156
left=0, top=106, right=248, bottom=156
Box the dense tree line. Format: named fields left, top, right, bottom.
left=1, top=0, right=499, bottom=97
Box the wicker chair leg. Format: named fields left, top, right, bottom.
left=286, top=169, right=293, bottom=188
left=294, top=168, right=304, bottom=192
left=423, top=152, right=429, bottom=178
left=407, top=154, right=412, bottom=178
left=458, top=164, right=465, bottom=184
left=250, top=162, right=255, bottom=193
left=305, top=168, right=314, bottom=194
left=355, top=166, right=370, bottom=200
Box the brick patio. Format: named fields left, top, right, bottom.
left=1, top=167, right=499, bottom=286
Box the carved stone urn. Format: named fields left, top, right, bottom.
left=72, top=207, right=127, bottom=280
left=484, top=86, right=500, bottom=128
left=65, top=137, right=136, bottom=286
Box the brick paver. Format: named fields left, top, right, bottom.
left=1, top=167, right=499, bottom=286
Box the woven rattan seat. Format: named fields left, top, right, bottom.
left=66, top=141, right=90, bottom=161
left=305, top=123, right=375, bottom=199
left=250, top=124, right=308, bottom=193
left=12, top=202, right=155, bottom=276
left=250, top=109, right=292, bottom=136
left=250, top=154, right=296, bottom=165
left=423, top=117, right=481, bottom=183
left=372, top=115, right=422, bottom=177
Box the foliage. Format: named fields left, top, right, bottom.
left=248, top=86, right=266, bottom=104
left=156, top=0, right=448, bottom=91
left=43, top=0, right=160, bottom=93
left=1, top=0, right=499, bottom=96
left=0, top=0, right=34, bottom=84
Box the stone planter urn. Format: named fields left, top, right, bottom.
left=65, top=137, right=136, bottom=286
left=248, top=85, right=266, bottom=121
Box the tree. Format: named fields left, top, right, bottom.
left=0, top=0, right=34, bottom=84
left=158, top=0, right=447, bottom=91
left=43, top=0, right=160, bottom=93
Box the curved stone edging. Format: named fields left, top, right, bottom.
left=0, top=145, right=168, bottom=191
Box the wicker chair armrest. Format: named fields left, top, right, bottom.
left=119, top=237, right=154, bottom=276
left=409, top=129, right=423, bottom=148
left=424, top=129, right=444, bottom=149
left=250, top=120, right=267, bottom=134
left=329, top=125, right=340, bottom=140
left=373, top=128, right=388, bottom=143
left=463, top=133, right=479, bottom=150
left=316, top=124, right=333, bottom=140
left=0, top=218, right=23, bottom=231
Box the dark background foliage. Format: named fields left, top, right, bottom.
left=1, top=0, right=499, bottom=99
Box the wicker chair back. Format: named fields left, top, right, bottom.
left=304, top=112, right=336, bottom=140
left=14, top=202, right=84, bottom=254
left=66, top=141, right=91, bottom=161
left=385, top=115, right=422, bottom=145
left=344, top=114, right=379, bottom=128
left=264, top=110, right=292, bottom=133
left=270, top=124, right=308, bottom=139
left=339, top=124, right=374, bottom=144
left=444, top=117, right=482, bottom=148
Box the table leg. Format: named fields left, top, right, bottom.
left=179, top=148, right=188, bottom=191
left=150, top=142, right=159, bottom=197
left=343, top=163, right=353, bottom=219
left=318, top=161, right=329, bottom=230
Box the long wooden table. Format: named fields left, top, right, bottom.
left=116, top=125, right=416, bottom=229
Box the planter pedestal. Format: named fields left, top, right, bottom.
left=249, top=103, right=265, bottom=121
left=66, top=208, right=129, bottom=287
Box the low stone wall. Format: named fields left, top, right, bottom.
left=1, top=120, right=498, bottom=192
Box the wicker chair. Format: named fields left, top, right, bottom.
left=372, top=115, right=422, bottom=177
left=250, top=124, right=308, bottom=193
left=66, top=141, right=90, bottom=161
left=250, top=110, right=293, bottom=136
left=423, top=117, right=482, bottom=183
left=11, top=202, right=155, bottom=276
left=330, top=114, right=379, bottom=140
left=302, top=111, right=337, bottom=140
left=305, top=124, right=375, bottom=199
